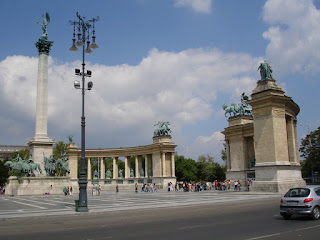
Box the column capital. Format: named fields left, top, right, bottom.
left=35, top=39, right=53, bottom=54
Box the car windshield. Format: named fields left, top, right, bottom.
left=284, top=188, right=310, bottom=198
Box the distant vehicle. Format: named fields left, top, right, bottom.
left=280, top=186, right=320, bottom=220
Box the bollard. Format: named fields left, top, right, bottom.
left=75, top=200, right=79, bottom=212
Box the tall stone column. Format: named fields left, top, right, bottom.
left=125, top=156, right=130, bottom=178
left=135, top=156, right=139, bottom=178
left=171, top=153, right=175, bottom=177
left=66, top=143, right=79, bottom=180
left=145, top=156, right=148, bottom=178
left=100, top=157, right=105, bottom=179
left=28, top=38, right=54, bottom=175
left=113, top=157, right=118, bottom=178
left=87, top=158, right=91, bottom=180
left=162, top=152, right=166, bottom=177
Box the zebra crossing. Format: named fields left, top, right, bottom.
left=0, top=191, right=281, bottom=219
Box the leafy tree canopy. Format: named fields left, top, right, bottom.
left=300, top=126, right=320, bottom=179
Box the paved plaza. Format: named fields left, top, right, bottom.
left=0, top=190, right=281, bottom=220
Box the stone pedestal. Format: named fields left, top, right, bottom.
left=248, top=79, right=305, bottom=192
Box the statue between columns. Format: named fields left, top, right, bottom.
left=106, top=169, right=112, bottom=178
left=119, top=169, right=123, bottom=178
left=130, top=168, right=134, bottom=178
left=140, top=168, right=145, bottom=177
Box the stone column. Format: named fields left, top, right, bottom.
left=135, top=156, right=139, bottom=178
left=87, top=158, right=91, bottom=180
left=162, top=152, right=166, bottom=177
left=100, top=157, right=105, bottom=179
left=138, top=156, right=143, bottom=177
left=171, top=152, right=175, bottom=177
left=125, top=156, right=130, bottom=178
left=28, top=38, right=54, bottom=174
left=145, top=155, right=148, bottom=178
left=113, top=157, right=118, bottom=178
left=66, top=143, right=79, bottom=180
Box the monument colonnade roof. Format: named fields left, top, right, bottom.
left=66, top=141, right=177, bottom=158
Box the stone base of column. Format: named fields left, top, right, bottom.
left=251, top=165, right=305, bottom=193
left=226, top=170, right=247, bottom=182
left=28, top=138, right=54, bottom=176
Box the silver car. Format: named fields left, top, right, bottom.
left=280, top=186, right=320, bottom=220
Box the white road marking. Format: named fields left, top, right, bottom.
left=11, top=200, right=47, bottom=209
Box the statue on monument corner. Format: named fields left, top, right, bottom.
left=257, top=60, right=273, bottom=80
left=67, top=135, right=74, bottom=144
left=37, top=12, right=50, bottom=40
left=222, top=92, right=252, bottom=117
left=154, top=121, right=171, bottom=137
left=239, top=93, right=252, bottom=115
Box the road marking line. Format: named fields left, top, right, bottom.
left=11, top=200, right=47, bottom=209
left=246, top=224, right=320, bottom=240
left=18, top=198, right=58, bottom=206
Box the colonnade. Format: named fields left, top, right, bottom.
left=66, top=136, right=177, bottom=186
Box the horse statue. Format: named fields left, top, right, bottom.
left=43, top=154, right=57, bottom=176
left=56, top=153, right=70, bottom=176
left=154, top=121, right=172, bottom=137
left=222, top=103, right=236, bottom=117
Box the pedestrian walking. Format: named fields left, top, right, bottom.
left=135, top=183, right=138, bottom=193
left=246, top=180, right=250, bottom=191
left=116, top=185, right=119, bottom=193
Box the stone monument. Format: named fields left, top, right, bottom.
left=222, top=60, right=305, bottom=192
left=28, top=13, right=54, bottom=174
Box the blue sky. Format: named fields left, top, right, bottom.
left=1, top=0, right=319, bottom=163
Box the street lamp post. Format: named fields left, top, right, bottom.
left=69, top=12, right=99, bottom=212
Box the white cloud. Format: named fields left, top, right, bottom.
left=174, top=0, right=212, bottom=14
left=0, top=47, right=258, bottom=158
left=184, top=131, right=225, bottom=163
left=263, top=0, right=320, bottom=76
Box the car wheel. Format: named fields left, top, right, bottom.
left=283, top=213, right=292, bottom=220
left=311, top=206, right=320, bottom=220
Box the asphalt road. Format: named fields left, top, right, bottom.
left=0, top=192, right=319, bottom=240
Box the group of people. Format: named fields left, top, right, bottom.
left=92, top=184, right=101, bottom=195
left=172, top=179, right=253, bottom=192
left=138, top=183, right=157, bottom=193
left=63, top=186, right=73, bottom=196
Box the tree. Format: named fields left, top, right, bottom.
left=197, top=154, right=226, bottom=182
left=53, top=141, right=67, bottom=160
left=0, top=160, right=9, bottom=187
left=300, top=127, right=320, bottom=180
left=11, top=148, right=30, bottom=160
left=221, top=143, right=227, bottom=164
left=175, top=155, right=198, bottom=182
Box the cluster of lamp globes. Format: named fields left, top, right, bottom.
left=70, top=30, right=98, bottom=91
